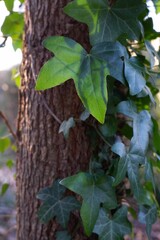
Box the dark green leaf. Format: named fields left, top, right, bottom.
left=0, top=137, right=11, bottom=153
left=92, top=41, right=128, bottom=84
left=56, top=231, right=71, bottom=240
left=64, top=0, right=145, bottom=44
left=59, top=117, right=75, bottom=139
left=1, top=183, right=9, bottom=196
left=1, top=12, right=24, bottom=49
left=152, top=118, right=160, bottom=153
left=145, top=159, right=155, bottom=192
left=93, top=206, right=131, bottom=240
left=60, top=173, right=117, bottom=236
left=36, top=36, right=109, bottom=123
left=138, top=205, right=157, bottom=239
left=98, top=115, right=117, bottom=137
left=124, top=57, right=146, bottom=95
left=37, top=180, right=80, bottom=227
left=4, top=0, right=14, bottom=11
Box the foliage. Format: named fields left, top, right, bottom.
left=1, top=0, right=160, bottom=239
left=36, top=0, right=160, bottom=238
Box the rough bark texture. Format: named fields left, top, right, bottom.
left=16, top=0, right=92, bottom=239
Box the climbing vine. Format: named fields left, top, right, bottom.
left=36, top=0, right=160, bottom=239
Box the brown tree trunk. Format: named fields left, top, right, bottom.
left=16, top=0, right=91, bottom=239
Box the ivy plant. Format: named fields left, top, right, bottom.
left=36, top=0, right=160, bottom=239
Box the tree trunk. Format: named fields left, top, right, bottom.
left=16, top=0, right=91, bottom=239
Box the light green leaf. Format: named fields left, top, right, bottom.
left=64, top=0, right=145, bottom=44
left=1, top=183, right=9, bottom=196
left=4, top=0, right=14, bottom=11
left=0, top=137, right=11, bottom=153
left=93, top=206, right=131, bottom=240
left=124, top=57, right=146, bottom=95
left=59, top=117, right=75, bottom=139
left=60, top=173, right=117, bottom=236
left=36, top=36, right=109, bottom=123
left=1, top=12, right=24, bottom=49
left=37, top=180, right=80, bottom=227
left=56, top=231, right=71, bottom=240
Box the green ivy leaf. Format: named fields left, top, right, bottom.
left=60, top=173, right=117, bottom=236
left=0, top=137, right=11, bottom=153
left=4, top=0, right=14, bottom=11
left=37, top=180, right=80, bottom=227
left=124, top=57, right=146, bottom=95
left=1, top=12, right=24, bottom=49
left=59, top=117, right=75, bottom=139
left=138, top=205, right=157, bottom=239
left=132, top=111, right=152, bottom=154
left=56, top=231, right=71, bottom=240
left=64, top=0, right=145, bottom=44
left=92, top=41, right=128, bottom=84
left=36, top=36, right=109, bottom=123
left=93, top=206, right=131, bottom=240
left=117, top=100, right=137, bottom=119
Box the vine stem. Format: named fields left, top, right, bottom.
left=0, top=111, right=17, bottom=141
left=30, top=55, right=62, bottom=124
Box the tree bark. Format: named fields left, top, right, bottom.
left=16, top=0, right=92, bottom=239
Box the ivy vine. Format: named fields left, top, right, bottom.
left=36, top=0, right=160, bottom=239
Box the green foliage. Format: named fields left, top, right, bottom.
left=64, top=0, right=145, bottom=44
left=93, top=206, right=132, bottom=240
left=1, top=183, right=9, bottom=196
left=6, top=0, right=158, bottom=238
left=61, top=173, right=117, bottom=236
left=36, top=36, right=109, bottom=123
left=37, top=180, right=80, bottom=227
left=0, top=137, right=11, bottom=153
left=59, top=117, right=75, bottom=139
left=4, top=0, right=14, bottom=11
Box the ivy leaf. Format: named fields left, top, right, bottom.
left=117, top=100, right=137, bottom=119
left=92, top=41, right=128, bottom=84
left=124, top=57, right=146, bottom=95
left=59, top=117, right=75, bottom=139
left=37, top=180, right=80, bottom=227
left=36, top=36, right=109, bottom=123
left=145, top=40, right=160, bottom=68
left=145, top=159, right=155, bottom=192
left=4, top=0, right=14, bottom=11
left=112, top=141, right=145, bottom=193
left=56, top=231, right=71, bottom=240
left=93, top=206, right=131, bottom=240
left=64, top=0, right=145, bottom=44
left=0, top=137, right=11, bottom=153
left=132, top=111, right=152, bottom=154
left=138, top=205, right=157, bottom=239
left=80, top=109, right=90, bottom=121
left=60, top=173, right=117, bottom=236
left=1, top=12, right=24, bottom=49
left=111, top=142, right=128, bottom=185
